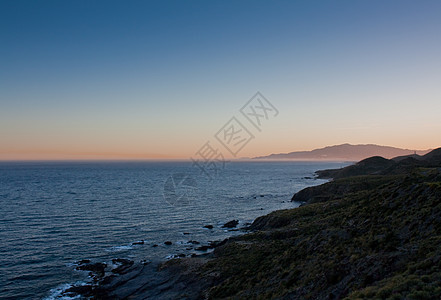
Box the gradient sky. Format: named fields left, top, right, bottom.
left=1, top=0, right=440, bottom=160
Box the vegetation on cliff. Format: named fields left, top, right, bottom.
left=88, top=148, right=441, bottom=299
left=316, top=148, right=441, bottom=180
left=179, top=148, right=441, bottom=299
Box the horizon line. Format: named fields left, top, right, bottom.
left=0, top=143, right=437, bottom=162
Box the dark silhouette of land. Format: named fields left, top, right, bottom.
left=254, top=143, right=430, bottom=161
left=65, top=147, right=441, bottom=299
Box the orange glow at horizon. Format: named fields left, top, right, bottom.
left=0, top=139, right=438, bottom=161
left=2, top=1, right=441, bottom=162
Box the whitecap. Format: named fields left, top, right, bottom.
left=107, top=245, right=133, bottom=252
left=43, top=281, right=86, bottom=300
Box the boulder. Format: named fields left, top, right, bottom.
left=222, top=220, right=239, bottom=228
left=76, top=262, right=107, bottom=277
left=111, top=258, right=134, bottom=274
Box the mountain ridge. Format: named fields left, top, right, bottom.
left=254, top=143, right=430, bottom=161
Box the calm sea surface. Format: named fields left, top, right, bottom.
left=0, top=161, right=349, bottom=299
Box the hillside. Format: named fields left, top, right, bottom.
left=166, top=167, right=441, bottom=299
left=72, top=148, right=441, bottom=299
left=254, top=144, right=430, bottom=161
left=197, top=166, right=441, bottom=299
left=315, top=147, right=441, bottom=180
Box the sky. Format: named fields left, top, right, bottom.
left=1, top=0, right=440, bottom=160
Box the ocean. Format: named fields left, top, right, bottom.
left=0, top=160, right=349, bottom=299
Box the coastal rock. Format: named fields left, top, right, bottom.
left=209, top=240, right=226, bottom=248
left=167, top=253, right=187, bottom=259
left=77, top=259, right=91, bottom=265
left=100, top=274, right=117, bottom=285
left=111, top=258, right=134, bottom=274
left=76, top=262, right=107, bottom=277
left=222, top=220, right=239, bottom=228
left=164, top=241, right=172, bottom=245
left=241, top=222, right=253, bottom=230
left=195, top=245, right=211, bottom=251
left=195, top=240, right=225, bottom=251
left=64, top=284, right=95, bottom=297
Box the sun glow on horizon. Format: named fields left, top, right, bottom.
left=1, top=1, right=440, bottom=160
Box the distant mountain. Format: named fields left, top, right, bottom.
left=254, top=143, right=430, bottom=161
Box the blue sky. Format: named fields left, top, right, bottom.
left=1, top=1, right=441, bottom=159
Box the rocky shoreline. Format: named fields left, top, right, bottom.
left=64, top=148, right=441, bottom=299
left=64, top=257, right=211, bottom=299
left=59, top=220, right=246, bottom=299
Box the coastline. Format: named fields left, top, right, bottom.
left=0, top=160, right=333, bottom=299
left=55, top=205, right=305, bottom=299
left=50, top=166, right=333, bottom=299
left=55, top=149, right=441, bottom=298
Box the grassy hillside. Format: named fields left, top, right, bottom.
left=86, top=149, right=441, bottom=299
left=315, top=147, right=441, bottom=180
left=178, top=167, right=441, bottom=299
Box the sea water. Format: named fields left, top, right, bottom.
left=0, top=160, right=349, bottom=299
